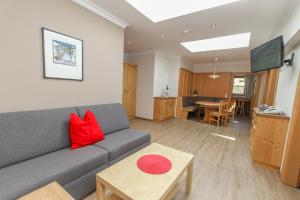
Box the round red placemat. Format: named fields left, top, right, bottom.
left=137, top=154, right=172, bottom=175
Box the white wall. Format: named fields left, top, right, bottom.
left=125, top=52, right=155, bottom=120
left=169, top=58, right=181, bottom=97
left=0, top=0, right=124, bottom=113
left=271, top=2, right=300, bottom=171
left=276, top=47, right=300, bottom=116
left=153, top=54, right=182, bottom=97
left=125, top=52, right=183, bottom=119
left=153, top=54, right=172, bottom=97
left=193, top=61, right=251, bottom=73
left=278, top=3, right=300, bottom=44
left=274, top=2, right=300, bottom=117
left=152, top=54, right=194, bottom=98
left=180, top=57, right=194, bottom=71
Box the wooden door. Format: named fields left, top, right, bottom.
left=165, top=99, right=174, bottom=118
left=122, top=63, right=137, bottom=119
left=162, top=100, right=169, bottom=118
left=169, top=99, right=176, bottom=117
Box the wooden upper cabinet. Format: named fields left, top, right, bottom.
left=122, top=63, right=137, bottom=119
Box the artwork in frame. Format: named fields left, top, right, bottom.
left=42, top=28, right=83, bottom=81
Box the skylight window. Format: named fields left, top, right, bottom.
left=181, top=33, right=251, bottom=52
left=126, top=0, right=241, bottom=23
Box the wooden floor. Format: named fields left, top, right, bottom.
left=84, top=117, right=300, bottom=200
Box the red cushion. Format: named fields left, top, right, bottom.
left=137, top=154, right=172, bottom=175
left=69, top=110, right=105, bottom=149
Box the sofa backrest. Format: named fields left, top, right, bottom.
left=0, top=107, right=76, bottom=168
left=76, top=103, right=130, bottom=135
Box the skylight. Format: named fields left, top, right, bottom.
left=126, top=0, right=241, bottom=23
left=181, top=33, right=251, bottom=52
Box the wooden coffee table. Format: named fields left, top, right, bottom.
left=18, top=182, right=74, bottom=200
left=96, top=143, right=194, bottom=200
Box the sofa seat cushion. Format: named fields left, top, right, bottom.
left=183, top=106, right=197, bottom=112
left=0, top=146, right=108, bottom=200
left=93, top=129, right=151, bottom=162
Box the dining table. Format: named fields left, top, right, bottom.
left=196, top=101, right=221, bottom=123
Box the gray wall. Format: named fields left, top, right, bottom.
left=0, top=0, right=124, bottom=113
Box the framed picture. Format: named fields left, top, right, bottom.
left=42, top=28, right=83, bottom=81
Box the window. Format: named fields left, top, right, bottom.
left=232, top=77, right=246, bottom=95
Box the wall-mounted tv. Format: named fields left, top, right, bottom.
left=251, top=36, right=284, bottom=73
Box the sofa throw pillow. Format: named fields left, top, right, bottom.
left=69, top=110, right=105, bottom=149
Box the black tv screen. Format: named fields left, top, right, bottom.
left=251, top=36, right=284, bottom=73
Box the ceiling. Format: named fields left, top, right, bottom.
left=91, top=0, right=295, bottom=64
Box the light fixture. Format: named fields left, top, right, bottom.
left=126, top=0, right=241, bottom=22
left=127, top=40, right=132, bottom=48
left=183, top=29, right=192, bottom=34
left=210, top=24, right=217, bottom=28
left=180, top=32, right=251, bottom=52
left=209, top=57, right=220, bottom=79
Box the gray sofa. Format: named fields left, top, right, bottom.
left=0, top=103, right=151, bottom=200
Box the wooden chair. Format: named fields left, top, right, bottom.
left=223, top=100, right=237, bottom=122
left=235, top=99, right=245, bottom=116
left=209, top=102, right=228, bottom=127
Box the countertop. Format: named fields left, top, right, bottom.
left=153, top=96, right=177, bottom=99
left=253, top=108, right=289, bottom=119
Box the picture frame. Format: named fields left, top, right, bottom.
left=42, top=28, right=83, bottom=81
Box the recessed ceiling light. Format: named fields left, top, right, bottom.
left=181, top=32, right=251, bottom=52
left=126, top=0, right=241, bottom=22
left=210, top=24, right=217, bottom=28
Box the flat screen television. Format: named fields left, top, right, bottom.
left=251, top=36, right=284, bottom=73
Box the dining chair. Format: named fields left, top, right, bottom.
left=209, top=102, right=227, bottom=127
left=223, top=100, right=237, bottom=122
left=235, top=99, right=245, bottom=116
